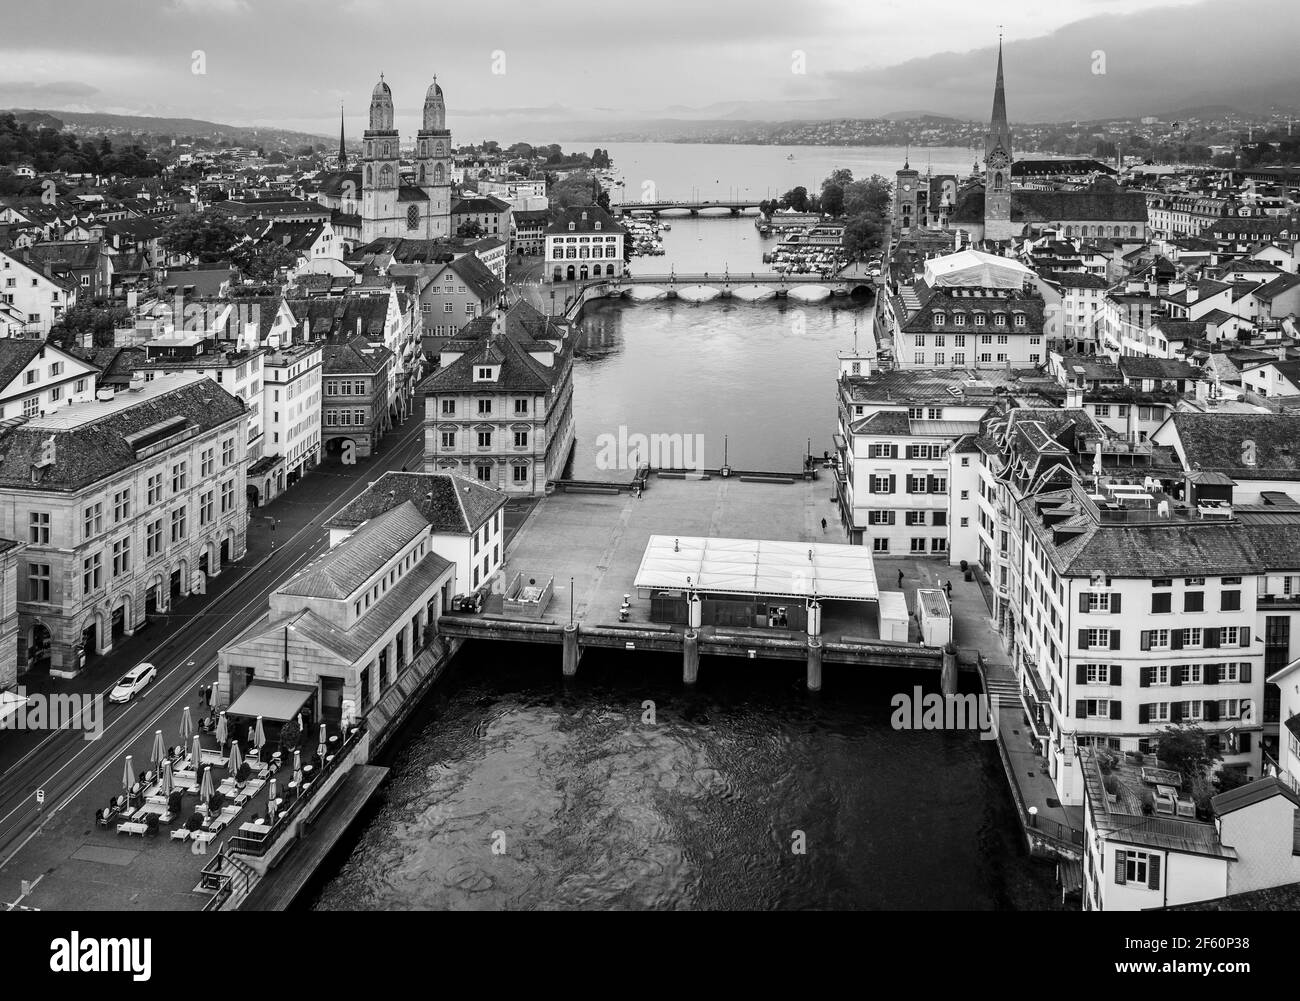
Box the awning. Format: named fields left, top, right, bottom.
left=226, top=683, right=314, bottom=722
left=0, top=690, right=26, bottom=725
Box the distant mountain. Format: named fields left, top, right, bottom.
left=1, top=108, right=330, bottom=144
left=881, top=111, right=961, bottom=124
left=1157, top=104, right=1247, bottom=121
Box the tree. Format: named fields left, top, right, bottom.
left=162, top=212, right=245, bottom=263
left=231, top=239, right=298, bottom=282
left=49, top=303, right=132, bottom=349
left=843, top=215, right=886, bottom=260
left=1156, top=724, right=1223, bottom=813
left=457, top=220, right=484, bottom=238
left=779, top=186, right=809, bottom=212
left=548, top=172, right=597, bottom=223
left=842, top=175, right=892, bottom=221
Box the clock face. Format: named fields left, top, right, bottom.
left=989, top=149, right=1009, bottom=170
left=903, top=184, right=912, bottom=192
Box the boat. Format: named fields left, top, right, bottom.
left=786, top=153, right=795, bottom=160
left=660, top=223, right=671, bottom=231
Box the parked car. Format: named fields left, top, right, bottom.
left=109, top=663, right=158, bottom=704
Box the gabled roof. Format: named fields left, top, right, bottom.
left=326, top=470, right=505, bottom=535
left=1169, top=412, right=1300, bottom=480
left=545, top=204, right=625, bottom=235
left=279, top=501, right=427, bottom=600
left=1117, top=356, right=1201, bottom=382
left=322, top=335, right=392, bottom=376
left=0, top=339, right=46, bottom=394
left=1211, top=776, right=1300, bottom=816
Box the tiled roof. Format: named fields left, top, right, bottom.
left=1117, top=356, right=1201, bottom=381
left=421, top=323, right=558, bottom=393
left=1255, top=273, right=1300, bottom=301
left=285, top=296, right=390, bottom=341
left=0, top=375, right=244, bottom=492
left=326, top=470, right=505, bottom=535
left=1164, top=881, right=1300, bottom=911
left=443, top=254, right=505, bottom=304
left=1170, top=412, right=1300, bottom=480
left=322, top=335, right=392, bottom=375
left=280, top=501, right=428, bottom=600
left=451, top=196, right=511, bottom=214
left=0, top=339, right=45, bottom=394
left=545, top=204, right=625, bottom=235
left=849, top=410, right=911, bottom=435
left=1211, top=776, right=1300, bottom=817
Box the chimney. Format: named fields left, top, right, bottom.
left=1065, top=385, right=1084, bottom=409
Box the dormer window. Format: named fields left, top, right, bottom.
left=568, top=222, right=575, bottom=231
left=932, top=312, right=946, bottom=326
left=475, top=366, right=496, bottom=381
left=594, top=221, right=601, bottom=231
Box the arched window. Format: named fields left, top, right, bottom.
left=1130, top=226, right=1137, bottom=237
left=419, top=142, right=426, bottom=157
left=993, top=172, right=1003, bottom=191
left=365, top=166, right=372, bottom=186
left=580, top=266, right=589, bottom=280
left=379, top=165, right=393, bottom=188
left=1064, top=225, right=1072, bottom=237
left=382, top=142, right=390, bottom=158
left=407, top=204, right=420, bottom=230
left=418, top=165, right=426, bottom=183
left=433, top=164, right=445, bottom=184
left=435, top=142, right=444, bottom=156
left=606, top=264, right=616, bottom=276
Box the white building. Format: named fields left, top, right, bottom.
left=0, top=340, right=99, bottom=421
left=545, top=206, right=625, bottom=284
left=0, top=248, right=78, bottom=335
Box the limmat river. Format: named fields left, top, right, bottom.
left=305, top=143, right=1059, bottom=911
left=308, top=647, right=1060, bottom=910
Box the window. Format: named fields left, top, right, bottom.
left=1081, top=698, right=1111, bottom=719
left=974, top=314, right=986, bottom=326
left=201, top=448, right=214, bottom=477
left=441, top=431, right=456, bottom=448
left=28, top=511, right=49, bottom=544
left=1185, top=627, right=1202, bottom=648
left=146, top=519, right=162, bottom=558
left=477, top=399, right=492, bottom=415
left=514, top=398, right=528, bottom=414
left=1151, top=592, right=1171, bottom=614
left=171, top=461, right=187, bottom=493
left=83, top=552, right=102, bottom=594
left=220, top=480, right=235, bottom=514
left=170, top=507, right=187, bottom=543
left=932, top=512, right=947, bottom=527
left=1184, top=591, right=1204, bottom=612
left=512, top=465, right=528, bottom=484
left=28, top=563, right=50, bottom=602
left=906, top=511, right=926, bottom=526
left=514, top=430, right=528, bottom=448
left=1221, top=590, right=1241, bottom=611
left=111, top=537, right=131, bottom=576
left=871, top=475, right=891, bottom=493
left=1094, top=404, right=1110, bottom=418
left=1014, top=314, right=1026, bottom=327
left=222, top=437, right=235, bottom=465
left=1086, top=593, right=1111, bottom=613
left=872, top=538, right=890, bottom=553
left=477, top=431, right=492, bottom=448
left=199, top=491, right=214, bottom=526
left=867, top=511, right=895, bottom=526
left=83, top=502, right=103, bottom=540
left=1153, top=578, right=1172, bottom=588
left=1086, top=628, right=1112, bottom=650
left=910, top=538, right=927, bottom=553
left=1222, top=626, right=1239, bottom=646
left=931, top=538, right=947, bottom=553
left=441, top=399, right=456, bottom=416
left=1185, top=576, right=1205, bottom=586
left=954, top=314, right=966, bottom=327
left=980, top=334, right=992, bottom=345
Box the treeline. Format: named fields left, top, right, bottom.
left=759, top=169, right=893, bottom=259
left=0, top=112, right=161, bottom=178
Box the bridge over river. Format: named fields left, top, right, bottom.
left=610, top=199, right=763, bottom=216
left=562, top=271, right=878, bottom=306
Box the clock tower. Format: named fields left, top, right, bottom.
left=983, top=38, right=1016, bottom=241
left=894, top=155, right=920, bottom=234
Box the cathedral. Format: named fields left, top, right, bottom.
left=323, top=74, right=455, bottom=243
left=895, top=42, right=1149, bottom=245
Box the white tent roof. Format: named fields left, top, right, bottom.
left=924, top=249, right=1035, bottom=289
left=634, top=535, right=879, bottom=602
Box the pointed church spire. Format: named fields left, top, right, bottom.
left=990, top=33, right=1008, bottom=132
left=337, top=103, right=347, bottom=170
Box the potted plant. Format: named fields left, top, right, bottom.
left=144, top=814, right=160, bottom=836
left=1140, top=789, right=1155, bottom=816
left=186, top=813, right=204, bottom=832
left=236, top=762, right=251, bottom=783
left=279, top=719, right=301, bottom=755
left=208, top=791, right=225, bottom=814
left=168, top=790, right=184, bottom=815
left=1103, top=775, right=1120, bottom=803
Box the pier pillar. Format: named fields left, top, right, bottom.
left=683, top=630, right=699, bottom=685
left=806, top=638, right=823, bottom=692
left=941, top=644, right=958, bottom=697
left=562, top=624, right=580, bottom=678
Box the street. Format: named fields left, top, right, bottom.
left=0, top=403, right=429, bottom=888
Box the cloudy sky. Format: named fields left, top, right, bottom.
left=4, top=0, right=1298, bottom=139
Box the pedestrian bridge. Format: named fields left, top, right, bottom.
left=580, top=271, right=877, bottom=303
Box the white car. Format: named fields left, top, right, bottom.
left=109, top=663, right=157, bottom=704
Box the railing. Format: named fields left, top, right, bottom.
left=225, top=718, right=367, bottom=859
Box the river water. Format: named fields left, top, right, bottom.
left=308, top=143, right=1058, bottom=910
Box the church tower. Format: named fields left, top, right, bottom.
left=417, top=76, right=453, bottom=239
left=983, top=38, right=1016, bottom=242
left=893, top=151, right=920, bottom=234
left=361, top=75, right=402, bottom=242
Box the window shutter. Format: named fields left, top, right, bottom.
left=888, top=475, right=896, bottom=493
left=1110, top=701, right=1122, bottom=720
left=1205, top=701, right=1219, bottom=722
left=1240, top=732, right=1251, bottom=752
left=1140, top=631, right=1151, bottom=652
left=1077, top=664, right=1088, bottom=684
left=1140, top=667, right=1151, bottom=688
left=890, top=445, right=899, bottom=459
left=1111, top=594, right=1121, bottom=614
left=1111, top=665, right=1122, bottom=687
left=905, top=445, right=915, bottom=459
left=1241, top=629, right=1252, bottom=648
left=1293, top=810, right=1300, bottom=854
left=1204, top=663, right=1218, bottom=685
left=1147, top=856, right=1161, bottom=891
left=1171, top=702, right=1184, bottom=723
left=1240, top=664, right=1251, bottom=683
left=1205, top=628, right=1220, bottom=649
left=869, top=478, right=877, bottom=494
left=1170, top=630, right=1184, bottom=650
left=1110, top=630, right=1121, bottom=650
left=1115, top=850, right=1127, bottom=885
left=1078, top=629, right=1089, bottom=650
left=928, top=475, right=939, bottom=493
left=1075, top=699, right=1087, bottom=718
left=1170, top=667, right=1182, bottom=687
left=1079, top=592, right=1090, bottom=613
left=888, top=511, right=896, bottom=525
left=1139, top=703, right=1151, bottom=724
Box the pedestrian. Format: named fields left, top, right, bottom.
left=898, top=569, right=904, bottom=587
left=821, top=517, right=827, bottom=533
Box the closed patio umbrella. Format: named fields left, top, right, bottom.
left=215, top=711, right=228, bottom=748
left=228, top=740, right=243, bottom=777
left=191, top=734, right=202, bottom=772
left=317, top=723, right=327, bottom=765
left=179, top=705, right=194, bottom=745
left=199, top=765, right=214, bottom=805
left=267, top=778, right=278, bottom=820
left=122, top=754, right=134, bottom=801
left=254, top=715, right=266, bottom=751
left=161, top=759, right=173, bottom=797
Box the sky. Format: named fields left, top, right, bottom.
left=3, top=0, right=1297, bottom=141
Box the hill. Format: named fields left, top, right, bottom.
left=1, top=108, right=329, bottom=145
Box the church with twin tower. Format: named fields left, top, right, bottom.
left=358, top=74, right=453, bottom=242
